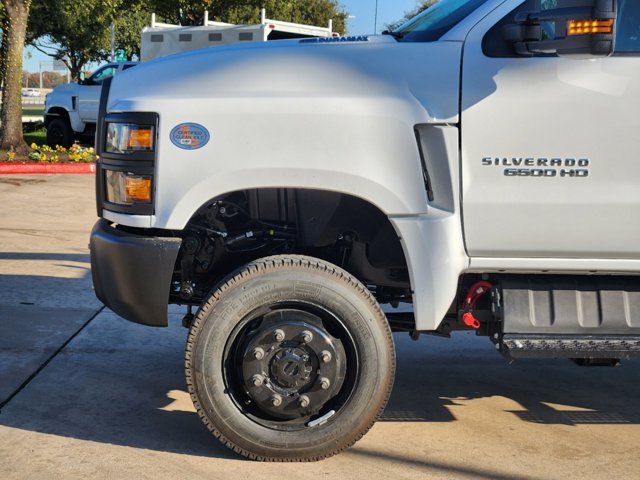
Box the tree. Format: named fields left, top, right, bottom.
left=28, top=0, right=149, bottom=79
left=114, top=1, right=152, bottom=60
left=150, top=0, right=213, bottom=25
left=24, top=70, right=67, bottom=88
left=0, top=0, right=31, bottom=152
left=29, top=0, right=115, bottom=80
left=387, top=0, right=437, bottom=31
left=0, top=4, right=6, bottom=85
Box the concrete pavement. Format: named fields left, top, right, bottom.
left=0, top=175, right=102, bottom=408
left=1, top=175, right=639, bottom=479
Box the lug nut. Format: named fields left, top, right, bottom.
left=270, top=394, right=282, bottom=407
left=251, top=374, right=264, bottom=387
left=252, top=347, right=265, bottom=360
left=299, top=395, right=310, bottom=408
left=319, top=377, right=331, bottom=390
left=301, top=330, right=313, bottom=343
left=320, top=351, right=332, bottom=363
left=273, top=329, right=285, bottom=342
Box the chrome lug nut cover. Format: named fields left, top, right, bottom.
left=273, top=329, right=285, bottom=342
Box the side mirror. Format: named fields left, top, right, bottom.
left=78, top=72, right=86, bottom=85
left=505, top=0, right=617, bottom=57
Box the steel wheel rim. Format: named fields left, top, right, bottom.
left=221, top=300, right=360, bottom=431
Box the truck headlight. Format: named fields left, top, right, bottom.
left=105, top=170, right=152, bottom=205
left=105, top=123, right=155, bottom=154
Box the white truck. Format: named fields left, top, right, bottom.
left=89, top=0, right=638, bottom=462
left=43, top=10, right=336, bottom=148
left=44, top=62, right=137, bottom=148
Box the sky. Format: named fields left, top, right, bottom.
left=23, top=0, right=419, bottom=73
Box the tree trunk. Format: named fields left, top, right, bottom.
left=66, top=50, right=85, bottom=83
left=70, top=60, right=82, bottom=83
left=0, top=0, right=31, bottom=153
left=0, top=17, right=8, bottom=91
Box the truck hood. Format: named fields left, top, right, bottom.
left=108, top=35, right=462, bottom=123
left=49, top=82, right=78, bottom=95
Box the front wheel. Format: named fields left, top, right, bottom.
left=46, top=118, right=74, bottom=149
left=185, top=255, right=395, bottom=461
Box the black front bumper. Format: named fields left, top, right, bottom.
left=89, top=219, right=182, bottom=327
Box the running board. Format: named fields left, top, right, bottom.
left=502, top=334, right=640, bottom=359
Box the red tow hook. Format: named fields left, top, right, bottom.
left=462, top=311, right=481, bottom=329
left=461, top=281, right=493, bottom=330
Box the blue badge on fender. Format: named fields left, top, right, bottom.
left=170, top=123, right=210, bottom=150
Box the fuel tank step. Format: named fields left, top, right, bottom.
left=500, top=275, right=640, bottom=335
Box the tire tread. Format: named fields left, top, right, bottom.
left=185, top=254, right=395, bottom=462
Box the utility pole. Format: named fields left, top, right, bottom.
left=374, top=0, right=379, bottom=34
left=110, top=23, right=116, bottom=62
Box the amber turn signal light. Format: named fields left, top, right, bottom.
left=127, top=128, right=153, bottom=150
left=567, top=19, right=614, bottom=36
left=125, top=176, right=152, bottom=203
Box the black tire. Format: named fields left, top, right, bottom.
left=185, top=255, right=395, bottom=461
left=46, top=118, right=74, bottom=149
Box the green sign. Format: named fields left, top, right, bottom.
left=115, top=49, right=127, bottom=62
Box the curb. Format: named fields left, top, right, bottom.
left=0, top=163, right=96, bottom=174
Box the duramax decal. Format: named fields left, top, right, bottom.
left=481, top=157, right=590, bottom=178
left=300, top=35, right=369, bottom=44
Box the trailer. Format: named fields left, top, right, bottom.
left=141, top=9, right=337, bottom=61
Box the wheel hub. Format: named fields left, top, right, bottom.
left=270, top=348, right=313, bottom=388
left=240, top=309, right=346, bottom=420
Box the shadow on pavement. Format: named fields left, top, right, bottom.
left=346, top=447, right=537, bottom=480
left=0, top=312, right=639, bottom=461
left=382, top=334, right=640, bottom=426
left=0, top=252, right=90, bottom=262
left=0, top=312, right=239, bottom=460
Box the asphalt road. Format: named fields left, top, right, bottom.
left=0, top=175, right=639, bottom=479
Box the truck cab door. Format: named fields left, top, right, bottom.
left=77, top=65, right=118, bottom=123
left=461, top=0, right=640, bottom=259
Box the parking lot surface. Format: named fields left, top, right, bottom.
left=1, top=175, right=639, bottom=479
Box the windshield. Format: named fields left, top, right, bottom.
left=393, top=0, right=490, bottom=42
left=90, top=66, right=117, bottom=84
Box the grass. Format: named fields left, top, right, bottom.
left=24, top=128, right=46, bottom=147
left=23, top=107, right=45, bottom=117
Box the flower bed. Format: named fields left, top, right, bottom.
left=25, top=143, right=97, bottom=163
left=0, top=141, right=98, bottom=174
left=3, top=142, right=97, bottom=163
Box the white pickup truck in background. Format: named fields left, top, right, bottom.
left=44, top=62, right=137, bottom=148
